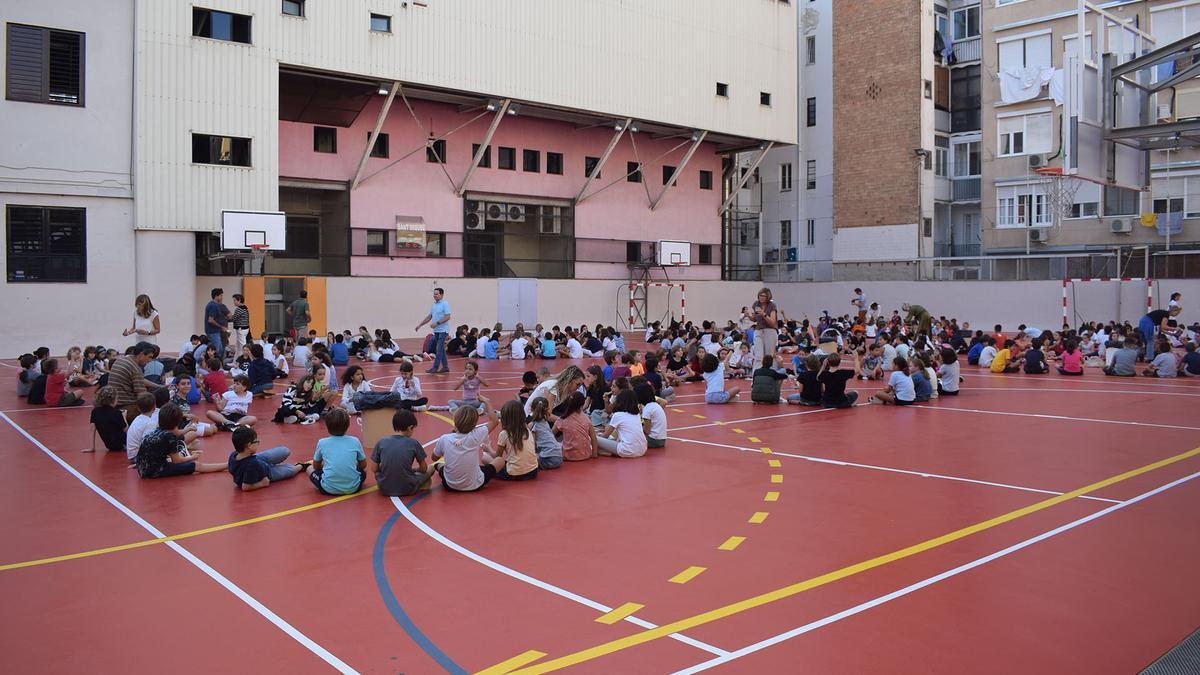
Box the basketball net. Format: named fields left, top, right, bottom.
left=1034, top=167, right=1083, bottom=227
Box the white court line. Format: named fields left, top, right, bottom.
left=1, top=406, right=91, bottom=414
left=388, top=496, right=729, bottom=657
left=965, top=387, right=1200, bottom=397
left=0, top=412, right=358, bottom=674
left=913, top=405, right=1200, bottom=432
left=967, top=369, right=1200, bottom=390
left=670, top=406, right=842, bottom=432
left=0, top=361, right=20, bottom=369
left=672, top=468, right=1200, bottom=674
left=668, top=436, right=1121, bottom=504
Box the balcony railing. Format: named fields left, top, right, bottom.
left=952, top=177, right=981, bottom=201
left=953, top=37, right=981, bottom=63
left=934, top=243, right=982, bottom=258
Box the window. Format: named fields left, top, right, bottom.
left=425, top=232, right=446, bottom=258
left=998, top=32, right=1052, bottom=72
left=472, top=143, right=491, bottom=168
left=278, top=217, right=319, bottom=258
left=282, top=0, right=304, bottom=17
left=523, top=149, right=540, bottom=172
left=627, top=161, right=642, bottom=183
left=584, top=156, right=601, bottom=178
left=923, top=217, right=933, bottom=238
left=953, top=6, right=979, bottom=39
left=698, top=244, right=713, bottom=264
left=780, top=220, right=792, bottom=247
left=806, top=97, right=816, bottom=127
left=760, top=92, right=772, bottom=106
left=192, top=134, right=251, bottom=166
left=498, top=146, right=516, bottom=170
left=547, top=152, right=563, bottom=175
left=950, top=65, right=981, bottom=132
left=1153, top=197, right=1184, bottom=214
left=716, top=82, right=729, bottom=97
left=626, top=241, right=642, bottom=262
left=1151, top=176, right=1200, bottom=218
left=6, top=205, right=86, bottom=282
left=806, top=36, right=816, bottom=65
left=370, top=13, right=391, bottom=33
left=1103, top=186, right=1138, bottom=216
left=934, top=136, right=949, bottom=177
left=365, top=230, right=388, bottom=256
left=192, top=8, right=252, bottom=43
left=996, top=186, right=1051, bottom=228
left=313, top=127, right=336, bottom=153
left=997, top=112, right=1051, bottom=156
left=1069, top=181, right=1100, bottom=218
left=806, top=219, right=815, bottom=246
left=426, top=139, right=446, bottom=163
left=369, top=132, right=389, bottom=158
left=953, top=141, right=981, bottom=176
left=662, top=165, right=677, bottom=186
left=699, top=170, right=713, bottom=190
left=6, top=24, right=84, bottom=106
left=806, top=160, right=816, bottom=190
left=1062, top=34, right=1094, bottom=65
left=779, top=163, right=793, bottom=191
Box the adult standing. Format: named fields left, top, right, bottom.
left=1138, top=305, right=1180, bottom=360
left=851, top=288, right=867, bottom=323
left=415, top=287, right=452, bottom=374
left=231, top=293, right=251, bottom=356
left=745, top=288, right=779, bottom=362
left=287, top=290, right=311, bottom=340
left=902, top=302, right=932, bottom=337
left=109, top=342, right=163, bottom=422
left=123, top=294, right=160, bottom=344
left=204, top=287, right=232, bottom=361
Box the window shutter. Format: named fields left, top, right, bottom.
left=1026, top=113, right=1053, bottom=154
left=47, top=30, right=82, bottom=104
left=6, top=24, right=46, bottom=102
left=1026, top=34, right=1052, bottom=70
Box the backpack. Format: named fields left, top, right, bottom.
left=750, top=372, right=782, bottom=403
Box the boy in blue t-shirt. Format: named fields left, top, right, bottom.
left=228, top=426, right=307, bottom=491
left=540, top=332, right=557, bottom=359
left=330, top=334, right=349, bottom=365
left=307, top=408, right=366, bottom=495
left=483, top=333, right=500, bottom=360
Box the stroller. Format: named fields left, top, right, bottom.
left=817, top=327, right=843, bottom=356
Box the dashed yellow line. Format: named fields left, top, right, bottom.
left=748, top=512, right=769, bottom=524
left=747, top=436, right=762, bottom=443
left=731, top=428, right=745, bottom=434
left=717, top=536, right=746, bottom=551
left=691, top=414, right=707, bottom=419
left=764, top=491, right=780, bottom=502
left=767, top=459, right=782, bottom=468
left=476, top=650, right=548, bottom=675
left=770, top=474, right=784, bottom=484
left=668, top=566, right=707, bottom=584
left=760, top=447, right=773, bottom=454
left=595, top=602, right=644, bottom=625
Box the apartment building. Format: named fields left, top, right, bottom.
left=941, top=1, right=985, bottom=262
left=981, top=0, right=1200, bottom=255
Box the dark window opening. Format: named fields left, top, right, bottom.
left=277, top=217, right=320, bottom=259
left=6, top=205, right=86, bottom=282
left=193, top=8, right=252, bottom=43
left=282, top=0, right=305, bottom=17
left=627, top=161, right=642, bottom=183
left=425, top=232, right=446, bottom=258
left=365, top=230, right=388, bottom=256
left=5, top=24, right=84, bottom=106
left=584, top=156, right=601, bottom=178
left=950, top=65, right=981, bottom=133
left=370, top=13, right=391, bottom=32
left=498, top=146, right=516, bottom=170
left=472, top=143, right=491, bottom=168
left=699, top=170, right=713, bottom=190
left=806, top=97, right=816, bottom=127
left=626, top=241, right=643, bottom=262
left=369, top=132, right=389, bottom=158
left=313, top=126, right=336, bottom=153
left=523, top=149, right=541, bottom=172
left=716, top=82, right=728, bottom=97
left=761, top=92, right=772, bottom=106
left=662, top=165, right=677, bottom=186
left=426, top=139, right=446, bottom=163
left=547, top=152, right=563, bottom=175
left=192, top=134, right=252, bottom=166
left=698, top=244, right=713, bottom=264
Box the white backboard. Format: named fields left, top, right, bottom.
left=656, top=240, right=691, bottom=266
left=221, top=210, right=287, bottom=250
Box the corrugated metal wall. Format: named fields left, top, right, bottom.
left=135, top=0, right=797, bottom=231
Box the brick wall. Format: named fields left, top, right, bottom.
left=832, top=0, right=922, bottom=230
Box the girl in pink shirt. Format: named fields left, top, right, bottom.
left=1057, top=339, right=1084, bottom=376
left=553, top=392, right=597, bottom=461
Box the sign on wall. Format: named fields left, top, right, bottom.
left=396, top=217, right=426, bottom=251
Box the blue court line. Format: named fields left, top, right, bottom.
left=373, top=491, right=466, bottom=674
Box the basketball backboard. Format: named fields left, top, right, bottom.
left=1062, top=0, right=1152, bottom=192
left=221, top=210, right=287, bottom=251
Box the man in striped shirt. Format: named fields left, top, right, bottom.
left=231, top=293, right=251, bottom=357
left=110, top=342, right=163, bottom=422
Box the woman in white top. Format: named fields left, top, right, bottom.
left=123, top=294, right=161, bottom=344
left=524, top=365, right=585, bottom=417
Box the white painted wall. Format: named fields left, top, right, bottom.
left=833, top=223, right=921, bottom=261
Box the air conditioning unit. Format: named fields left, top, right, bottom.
left=1028, top=154, right=1047, bottom=169
left=1029, top=228, right=1048, bottom=242
left=506, top=204, right=526, bottom=223
left=485, top=202, right=507, bottom=221
left=1110, top=218, right=1132, bottom=234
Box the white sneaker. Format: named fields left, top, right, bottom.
left=414, top=405, right=429, bottom=412
left=300, top=414, right=319, bottom=425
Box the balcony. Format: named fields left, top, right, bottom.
left=934, top=243, right=982, bottom=258
left=952, top=177, right=981, bottom=201
left=952, top=37, right=981, bottom=63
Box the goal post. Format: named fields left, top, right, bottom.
left=1061, top=277, right=1151, bottom=328
left=627, top=282, right=686, bottom=329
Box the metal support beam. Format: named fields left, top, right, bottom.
left=456, top=99, right=510, bottom=196
left=1106, top=117, right=1200, bottom=141
left=1111, top=32, right=1200, bottom=79
left=351, top=81, right=399, bottom=191
left=718, top=142, right=773, bottom=214
left=576, top=118, right=632, bottom=203
left=650, top=131, right=707, bottom=211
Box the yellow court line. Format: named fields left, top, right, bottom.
left=760, top=447, right=773, bottom=454
left=731, top=428, right=746, bottom=434
left=770, top=474, right=784, bottom=484
left=668, top=566, right=707, bottom=584
left=747, top=436, right=762, bottom=443
left=764, top=491, right=780, bottom=502
left=718, top=536, right=746, bottom=551
left=691, top=414, right=707, bottom=419
left=0, top=486, right=379, bottom=572
left=505, top=446, right=1200, bottom=674
left=748, top=512, right=770, bottom=524
left=476, top=650, right=548, bottom=675
left=595, top=602, right=645, bottom=625
left=767, top=459, right=782, bottom=468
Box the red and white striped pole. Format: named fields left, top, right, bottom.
left=1147, top=278, right=1153, bottom=314
left=1062, top=279, right=1069, bottom=328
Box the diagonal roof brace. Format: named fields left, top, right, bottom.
left=456, top=99, right=510, bottom=196
left=650, top=131, right=707, bottom=211
left=351, top=81, right=400, bottom=191
left=576, top=118, right=632, bottom=204
left=718, top=142, right=773, bottom=214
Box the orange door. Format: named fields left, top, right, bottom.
left=242, top=276, right=265, bottom=338
left=304, top=277, right=327, bottom=336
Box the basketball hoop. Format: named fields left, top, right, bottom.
left=1035, top=167, right=1083, bottom=226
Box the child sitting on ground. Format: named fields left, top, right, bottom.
left=432, top=398, right=503, bottom=492
left=518, top=370, right=538, bottom=406
left=1143, top=342, right=1178, bottom=378
left=448, top=361, right=487, bottom=412
left=65, top=346, right=98, bottom=387
left=125, top=392, right=159, bottom=465
left=636, top=383, right=667, bottom=449
left=790, top=354, right=823, bottom=406
left=170, top=375, right=217, bottom=445
left=1181, top=342, right=1200, bottom=377
left=370, top=409, right=434, bottom=497
left=42, top=359, right=84, bottom=407
left=751, top=354, right=788, bottom=404
left=205, top=374, right=257, bottom=431
left=528, top=397, right=563, bottom=470
left=136, top=404, right=226, bottom=479
left=869, top=356, right=916, bottom=405
left=390, top=361, right=428, bottom=411
left=85, top=386, right=126, bottom=453
left=597, top=389, right=648, bottom=458
left=554, top=392, right=598, bottom=461
left=1104, top=339, right=1139, bottom=377
left=1057, top=339, right=1084, bottom=376
left=989, top=340, right=1022, bottom=373
left=859, top=344, right=884, bottom=380
left=17, top=354, right=38, bottom=397
left=977, top=337, right=998, bottom=369
left=307, top=408, right=366, bottom=495
left=910, top=357, right=933, bottom=402
left=202, top=358, right=227, bottom=403
left=1023, top=338, right=1049, bottom=374
left=339, top=365, right=372, bottom=415
left=273, top=375, right=325, bottom=424
left=228, top=426, right=308, bottom=491
left=272, top=342, right=290, bottom=379
left=495, top=400, right=540, bottom=480
left=247, top=344, right=276, bottom=396
left=701, top=353, right=740, bottom=404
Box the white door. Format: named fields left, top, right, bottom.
left=497, top=278, right=537, bottom=330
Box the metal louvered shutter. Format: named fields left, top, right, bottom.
left=5, top=24, right=46, bottom=103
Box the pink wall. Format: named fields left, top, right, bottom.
left=278, top=97, right=723, bottom=279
